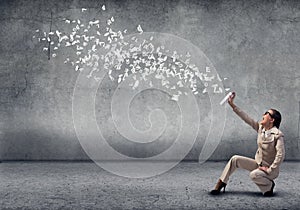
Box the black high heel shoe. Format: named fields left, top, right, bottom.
left=210, top=179, right=227, bottom=195
left=263, top=180, right=275, bottom=197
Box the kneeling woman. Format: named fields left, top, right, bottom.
left=211, top=92, right=285, bottom=196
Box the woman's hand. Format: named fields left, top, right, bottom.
left=228, top=92, right=236, bottom=108
left=259, top=166, right=269, bottom=174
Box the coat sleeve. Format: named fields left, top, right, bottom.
left=232, top=106, right=259, bottom=132
left=267, top=135, right=285, bottom=174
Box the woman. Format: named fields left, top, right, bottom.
left=210, top=92, right=285, bottom=196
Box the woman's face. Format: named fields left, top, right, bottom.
left=260, top=109, right=274, bottom=128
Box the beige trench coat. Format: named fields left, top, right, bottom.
left=233, top=106, right=285, bottom=179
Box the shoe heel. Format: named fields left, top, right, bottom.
left=210, top=179, right=227, bottom=195
left=222, top=185, right=226, bottom=193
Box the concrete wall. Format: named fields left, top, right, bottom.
left=0, top=0, right=299, bottom=160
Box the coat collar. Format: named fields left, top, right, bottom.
left=262, top=126, right=279, bottom=135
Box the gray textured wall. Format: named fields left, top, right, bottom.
left=0, top=0, right=299, bottom=160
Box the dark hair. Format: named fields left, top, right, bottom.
left=270, top=109, right=281, bottom=128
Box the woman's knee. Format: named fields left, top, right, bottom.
left=230, top=155, right=242, bottom=163
left=228, top=155, right=242, bottom=168
left=249, top=170, right=257, bottom=180
left=249, top=169, right=263, bottom=180
left=230, top=155, right=240, bottom=161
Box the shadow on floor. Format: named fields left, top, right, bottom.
left=207, top=190, right=284, bottom=197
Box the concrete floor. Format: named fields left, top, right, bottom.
left=0, top=161, right=299, bottom=210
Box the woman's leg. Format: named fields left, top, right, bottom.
left=249, top=169, right=274, bottom=194
left=220, top=155, right=258, bottom=183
